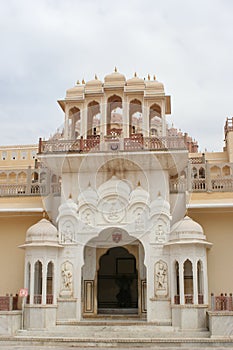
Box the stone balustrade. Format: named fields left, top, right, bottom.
left=211, top=293, right=233, bottom=311
left=0, top=295, right=18, bottom=311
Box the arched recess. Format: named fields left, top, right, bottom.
left=0, top=172, right=7, bottom=183
left=107, top=95, right=122, bottom=136
left=129, top=99, right=142, bottom=136
left=98, top=247, right=138, bottom=310
left=222, top=165, right=231, bottom=176
left=69, top=107, right=81, bottom=139
left=34, top=261, right=42, bottom=304
left=18, top=171, right=27, bottom=183
left=9, top=172, right=17, bottom=183
left=82, top=228, right=146, bottom=317
left=184, top=259, right=193, bottom=304
left=210, top=165, right=221, bottom=178
left=174, top=261, right=180, bottom=304
left=87, top=101, right=101, bottom=137
left=46, top=261, right=54, bottom=304
left=197, top=260, right=204, bottom=304
left=149, top=103, right=161, bottom=136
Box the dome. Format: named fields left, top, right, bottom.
left=85, top=77, right=103, bottom=94
left=150, top=193, right=170, bottom=216
left=78, top=184, right=98, bottom=207
left=145, top=78, right=165, bottom=95
left=171, top=216, right=203, bottom=234
left=126, top=76, right=145, bottom=86
left=104, top=69, right=126, bottom=87
left=129, top=183, right=150, bottom=205
left=58, top=198, right=78, bottom=215
left=169, top=216, right=207, bottom=243
left=66, top=84, right=85, bottom=99
left=98, top=175, right=131, bottom=201
left=26, top=218, right=58, bottom=245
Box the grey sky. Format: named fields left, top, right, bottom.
left=0, top=0, right=233, bottom=151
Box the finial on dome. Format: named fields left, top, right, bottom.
left=76, top=80, right=80, bottom=85
left=69, top=193, right=72, bottom=199
left=148, top=74, right=151, bottom=80
left=94, top=74, right=98, bottom=80
left=42, top=210, right=46, bottom=218
left=134, top=72, right=137, bottom=77
left=137, top=180, right=141, bottom=187
left=114, top=66, right=118, bottom=73
left=153, top=75, right=156, bottom=80
left=82, top=79, right=85, bottom=84
left=157, top=191, right=161, bottom=197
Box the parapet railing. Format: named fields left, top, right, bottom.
left=174, top=294, right=204, bottom=305
left=211, top=293, right=233, bottom=311
left=39, top=135, right=188, bottom=154
left=0, top=294, right=18, bottom=311
left=0, top=168, right=61, bottom=197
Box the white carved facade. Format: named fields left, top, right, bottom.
left=21, top=70, right=212, bottom=331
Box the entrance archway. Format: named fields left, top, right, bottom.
left=98, top=247, right=138, bottom=313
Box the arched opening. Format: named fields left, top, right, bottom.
left=174, top=261, right=180, bottom=304
left=46, top=261, right=54, bottom=304
left=184, top=259, right=193, bottom=304
left=107, top=95, right=122, bottom=136
left=129, top=99, right=142, bottom=136
left=69, top=107, right=81, bottom=139
left=34, top=261, right=42, bottom=304
left=87, top=101, right=101, bottom=137
left=98, top=246, right=138, bottom=313
left=149, top=103, right=161, bottom=136
left=199, top=167, right=205, bottom=179
left=0, top=172, right=7, bottom=183
left=9, top=172, right=17, bottom=183
left=222, top=165, right=231, bottom=176
left=197, top=260, right=204, bottom=304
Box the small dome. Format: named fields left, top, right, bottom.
left=150, top=193, right=170, bottom=216
left=145, top=79, right=164, bottom=94
left=104, top=70, right=126, bottom=87
left=78, top=184, right=98, bottom=207
left=98, top=175, right=131, bottom=201
left=126, top=76, right=145, bottom=86
left=85, top=78, right=102, bottom=87
left=26, top=218, right=58, bottom=244
left=58, top=198, right=78, bottom=215
left=66, top=85, right=84, bottom=99
left=171, top=216, right=203, bottom=234
left=129, top=183, right=150, bottom=205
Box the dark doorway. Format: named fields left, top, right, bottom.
left=97, top=247, right=138, bottom=314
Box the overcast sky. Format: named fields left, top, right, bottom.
left=0, top=0, right=233, bottom=152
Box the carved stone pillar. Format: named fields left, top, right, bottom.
left=193, top=260, right=198, bottom=305
left=30, top=262, right=34, bottom=304
left=42, top=263, right=47, bottom=305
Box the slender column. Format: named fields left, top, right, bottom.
left=123, top=99, right=129, bottom=138
left=193, top=260, right=198, bottom=304
left=179, top=261, right=185, bottom=305
left=64, top=105, right=69, bottom=139
left=143, top=103, right=149, bottom=137
left=100, top=98, right=107, bottom=136
left=53, top=262, right=57, bottom=305
left=81, top=104, right=88, bottom=139
left=30, top=262, right=35, bottom=304
left=161, top=101, right=166, bottom=137
left=42, top=262, right=47, bottom=305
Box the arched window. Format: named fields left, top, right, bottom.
left=9, top=172, right=17, bottom=183
left=192, top=167, right=198, bottom=179
left=149, top=103, right=161, bottom=136
left=107, top=95, right=122, bottom=136
left=69, top=107, right=81, bottom=139
left=129, top=99, right=142, bottom=136
left=222, top=165, right=231, bottom=176
left=184, top=259, right=193, bottom=304
left=0, top=172, right=7, bottom=183
left=31, top=171, right=39, bottom=182
left=34, top=261, right=42, bottom=304
left=197, top=260, right=204, bottom=304
left=18, top=171, right=27, bottom=184
left=26, top=262, right=31, bottom=304
left=47, top=262, right=54, bottom=304
left=174, top=261, right=180, bottom=304
left=210, top=166, right=221, bottom=178
left=87, top=101, right=101, bottom=137
left=199, top=167, right=205, bottom=179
